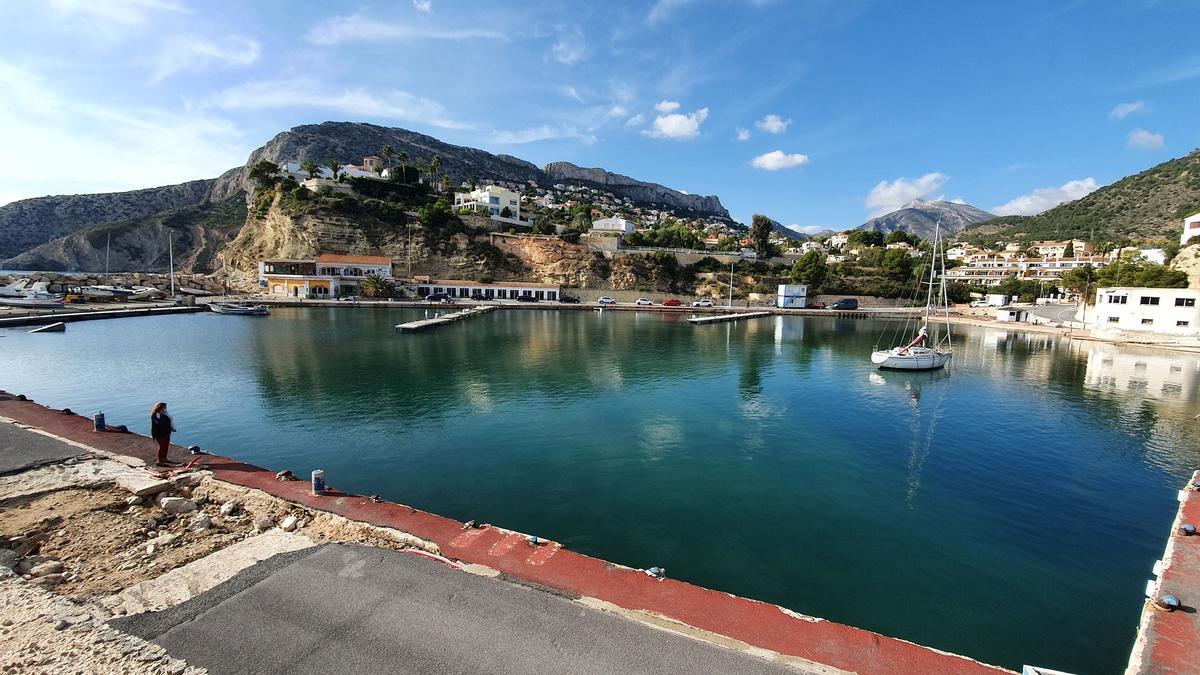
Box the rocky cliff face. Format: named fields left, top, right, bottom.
left=1171, top=244, right=1200, bottom=289
left=488, top=235, right=606, bottom=287
left=542, top=161, right=729, bottom=219
left=858, top=199, right=995, bottom=240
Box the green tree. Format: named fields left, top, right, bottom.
left=397, top=151, right=409, bottom=182
left=418, top=199, right=453, bottom=231
left=360, top=273, right=391, bottom=298
left=885, top=230, right=917, bottom=245
left=881, top=248, right=913, bottom=279
left=750, top=214, right=774, bottom=258
left=248, top=160, right=280, bottom=191
left=381, top=145, right=393, bottom=169
left=714, top=236, right=738, bottom=252
left=789, top=251, right=827, bottom=288
left=500, top=206, right=513, bottom=218
left=1060, top=263, right=1098, bottom=295
left=429, top=155, right=442, bottom=190
left=847, top=230, right=884, bottom=247
left=324, top=160, right=343, bottom=182
left=299, top=160, right=321, bottom=180
left=570, top=204, right=593, bottom=231
left=1063, top=241, right=1074, bottom=258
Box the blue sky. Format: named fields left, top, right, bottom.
left=0, top=0, right=1196, bottom=232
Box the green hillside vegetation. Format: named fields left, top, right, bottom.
left=962, top=149, right=1200, bottom=245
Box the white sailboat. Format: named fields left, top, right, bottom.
left=0, top=278, right=30, bottom=298
left=0, top=282, right=65, bottom=308
left=870, top=224, right=953, bottom=371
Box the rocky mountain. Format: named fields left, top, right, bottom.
left=0, top=173, right=237, bottom=260
left=542, top=162, right=729, bottom=219
left=962, top=148, right=1200, bottom=244
left=0, top=121, right=730, bottom=271
left=858, top=199, right=994, bottom=240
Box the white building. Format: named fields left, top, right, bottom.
left=799, top=241, right=825, bottom=254
left=412, top=278, right=560, bottom=301
left=1182, top=212, right=1200, bottom=247
left=279, top=160, right=376, bottom=181
left=828, top=233, right=850, bottom=248
left=776, top=284, right=808, bottom=308
left=259, top=254, right=393, bottom=298
left=591, top=216, right=635, bottom=234
left=454, top=185, right=522, bottom=222
left=1093, top=287, right=1200, bottom=336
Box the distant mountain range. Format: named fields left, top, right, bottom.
left=856, top=199, right=995, bottom=240
left=0, top=121, right=730, bottom=271
left=961, top=148, right=1200, bottom=244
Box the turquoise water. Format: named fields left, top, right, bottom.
left=3, top=308, right=1198, bottom=673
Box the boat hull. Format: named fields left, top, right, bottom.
left=871, top=349, right=951, bottom=371
left=210, top=303, right=270, bottom=316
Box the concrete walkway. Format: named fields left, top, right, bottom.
left=116, top=544, right=812, bottom=675
left=0, top=419, right=87, bottom=475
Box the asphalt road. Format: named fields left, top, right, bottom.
left=119, top=544, right=810, bottom=675
left=0, top=419, right=86, bottom=475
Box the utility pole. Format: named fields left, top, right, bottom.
left=728, top=258, right=735, bottom=307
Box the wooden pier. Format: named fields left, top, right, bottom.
left=396, top=305, right=498, bottom=332
left=687, top=311, right=772, bottom=325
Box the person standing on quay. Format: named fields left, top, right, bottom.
left=151, top=402, right=176, bottom=467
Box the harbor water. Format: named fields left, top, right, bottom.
left=2, top=307, right=1198, bottom=674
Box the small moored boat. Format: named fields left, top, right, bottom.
left=870, top=222, right=953, bottom=371
left=210, top=302, right=270, bottom=316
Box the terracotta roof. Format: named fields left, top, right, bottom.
left=316, top=254, right=392, bottom=266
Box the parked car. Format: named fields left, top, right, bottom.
left=470, top=291, right=486, bottom=301
left=426, top=292, right=451, bottom=302
left=969, top=299, right=991, bottom=308
left=559, top=295, right=580, bottom=304
left=691, top=299, right=714, bottom=307
left=516, top=294, right=538, bottom=302
left=661, top=298, right=683, bottom=307
left=597, top=296, right=617, bottom=305
left=635, top=298, right=654, bottom=306
left=829, top=298, right=859, bottom=310
left=805, top=301, right=826, bottom=309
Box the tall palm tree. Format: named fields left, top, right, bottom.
left=324, top=160, right=343, bottom=182
left=300, top=160, right=321, bottom=180
left=381, top=145, right=394, bottom=169
left=429, top=155, right=442, bottom=190
left=397, top=151, right=409, bottom=183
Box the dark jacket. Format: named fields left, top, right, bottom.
left=151, top=412, right=173, bottom=439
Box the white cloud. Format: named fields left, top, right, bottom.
left=1109, top=101, right=1146, bottom=120
left=1127, top=127, right=1165, bottom=150
left=751, top=150, right=809, bottom=171
left=607, top=105, right=627, bottom=118
left=552, top=25, right=586, bottom=64
left=625, top=113, right=645, bottom=127
left=647, top=0, right=698, bottom=24
left=786, top=224, right=831, bottom=235
left=654, top=100, right=680, bottom=113
left=490, top=124, right=595, bottom=145
left=151, top=36, right=261, bottom=82
left=307, top=12, right=502, bottom=44
left=865, top=173, right=949, bottom=217
left=642, top=107, right=708, bottom=140
left=992, top=178, right=1098, bottom=216
left=755, top=114, right=790, bottom=134
left=736, top=127, right=750, bottom=141
left=209, top=78, right=468, bottom=130
left=412, top=0, right=432, bottom=12
left=562, top=86, right=585, bottom=103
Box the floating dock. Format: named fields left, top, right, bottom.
left=687, top=311, right=772, bottom=325
left=396, top=305, right=498, bottom=331
left=0, top=305, right=202, bottom=328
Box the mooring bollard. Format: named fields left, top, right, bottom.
left=311, top=469, right=326, bottom=495
left=92, top=411, right=105, bottom=431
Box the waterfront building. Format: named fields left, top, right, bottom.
left=945, top=255, right=1109, bottom=287
left=591, top=216, right=636, bottom=234
left=410, top=278, right=560, bottom=301
left=1183, top=212, right=1200, bottom=247
left=1093, top=287, right=1200, bottom=336
left=454, top=185, right=523, bottom=223
left=258, top=254, right=393, bottom=298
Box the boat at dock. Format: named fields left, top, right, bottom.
left=210, top=302, right=270, bottom=316
left=0, top=278, right=30, bottom=298
left=0, top=282, right=65, bottom=308
left=870, top=223, right=953, bottom=371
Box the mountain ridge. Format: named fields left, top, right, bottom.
left=857, top=199, right=995, bottom=240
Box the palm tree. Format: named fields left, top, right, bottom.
left=300, top=160, right=321, bottom=180
left=397, top=151, right=409, bottom=183
left=440, top=174, right=450, bottom=192
left=360, top=273, right=390, bottom=299
left=381, top=145, right=394, bottom=169
left=324, top=160, right=343, bottom=182
left=429, top=155, right=442, bottom=190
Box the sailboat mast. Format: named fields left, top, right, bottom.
left=924, top=221, right=939, bottom=326
left=168, top=233, right=175, bottom=297
left=104, top=233, right=111, bottom=285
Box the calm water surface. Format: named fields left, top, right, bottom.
left=3, top=308, right=1198, bottom=674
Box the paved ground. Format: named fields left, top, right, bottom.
left=116, top=544, right=811, bottom=675
left=0, top=420, right=86, bottom=475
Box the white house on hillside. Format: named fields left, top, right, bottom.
left=1093, top=287, right=1199, bottom=336
left=454, top=185, right=522, bottom=223
left=828, top=233, right=850, bottom=248
left=591, top=217, right=635, bottom=234
left=1183, top=212, right=1200, bottom=247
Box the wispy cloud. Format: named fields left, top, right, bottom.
left=47, top=0, right=185, bottom=25
left=307, top=12, right=503, bottom=45
left=654, top=100, right=680, bottom=113
left=992, top=178, right=1097, bottom=216
left=552, top=24, right=585, bottom=64
left=755, top=113, right=790, bottom=134
left=412, top=0, right=432, bottom=13
left=606, top=105, right=627, bottom=118
left=736, top=128, right=750, bottom=141
left=642, top=106, right=708, bottom=140
left=1109, top=101, right=1146, bottom=120
left=1136, top=54, right=1200, bottom=88
left=625, top=113, right=645, bottom=127
left=1127, top=127, right=1165, bottom=150
left=865, top=173, right=948, bottom=217
left=490, top=124, right=595, bottom=145
left=152, top=36, right=261, bottom=83
left=647, top=0, right=698, bottom=24
left=209, top=78, right=469, bottom=130
left=562, top=86, right=585, bottom=103
left=751, top=150, right=808, bottom=171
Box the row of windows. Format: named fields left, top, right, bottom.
left=1107, top=295, right=1196, bottom=307
left=1107, top=316, right=1191, bottom=327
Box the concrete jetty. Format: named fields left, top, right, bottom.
left=687, top=311, right=772, bottom=325
left=0, top=305, right=203, bottom=328
left=395, top=304, right=498, bottom=331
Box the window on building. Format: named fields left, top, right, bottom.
left=1178, top=321, right=1191, bottom=327
left=489, top=196, right=500, bottom=204
left=1108, top=295, right=1127, bottom=304
left=1107, top=316, right=1120, bottom=323
left=1175, top=297, right=1196, bottom=307
left=1141, top=318, right=1153, bottom=325
left=1140, top=296, right=1160, bottom=305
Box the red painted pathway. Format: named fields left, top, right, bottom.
left=0, top=392, right=1011, bottom=675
